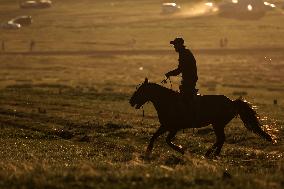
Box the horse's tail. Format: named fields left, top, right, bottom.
left=234, top=99, right=273, bottom=142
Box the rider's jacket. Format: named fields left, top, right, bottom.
left=167, top=48, right=198, bottom=87
left=179, top=48, right=198, bottom=85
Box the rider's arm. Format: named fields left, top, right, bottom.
left=165, top=66, right=181, bottom=78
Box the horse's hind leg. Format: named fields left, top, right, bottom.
left=205, top=125, right=226, bottom=157
left=205, top=143, right=218, bottom=157
left=166, top=130, right=185, bottom=154
left=213, top=125, right=226, bottom=156
left=146, top=126, right=166, bottom=156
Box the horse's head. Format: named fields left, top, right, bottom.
left=129, top=78, right=150, bottom=109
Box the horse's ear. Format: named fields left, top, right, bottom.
left=144, top=78, right=148, bottom=84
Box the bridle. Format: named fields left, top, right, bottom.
left=137, top=78, right=173, bottom=122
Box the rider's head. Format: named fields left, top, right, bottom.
left=170, top=37, right=185, bottom=52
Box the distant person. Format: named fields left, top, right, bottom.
left=219, top=38, right=224, bottom=48
left=130, top=38, right=136, bottom=49
left=165, top=37, right=198, bottom=101
left=30, top=40, right=35, bottom=52
left=224, top=37, right=228, bottom=47
left=1, top=41, right=5, bottom=52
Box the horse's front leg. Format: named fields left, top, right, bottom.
left=205, top=143, right=218, bottom=157
left=166, top=130, right=185, bottom=154
left=146, top=126, right=166, bottom=156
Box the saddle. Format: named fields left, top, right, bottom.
left=178, top=90, right=201, bottom=125
left=179, top=88, right=200, bottom=106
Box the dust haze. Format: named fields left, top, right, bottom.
left=0, top=0, right=284, bottom=188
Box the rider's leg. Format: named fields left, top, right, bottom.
left=180, top=84, right=198, bottom=126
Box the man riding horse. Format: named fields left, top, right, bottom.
left=165, top=37, right=198, bottom=100
left=129, top=38, right=274, bottom=156
left=165, top=37, right=198, bottom=122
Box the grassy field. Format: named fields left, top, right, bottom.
left=0, top=0, right=284, bottom=188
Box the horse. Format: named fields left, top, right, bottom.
left=129, top=78, right=273, bottom=157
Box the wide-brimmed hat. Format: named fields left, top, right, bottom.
left=170, top=37, right=184, bottom=46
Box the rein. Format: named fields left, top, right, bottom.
left=161, top=77, right=173, bottom=90
left=142, top=106, right=144, bottom=120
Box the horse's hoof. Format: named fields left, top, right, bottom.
left=205, top=151, right=212, bottom=158
left=178, top=148, right=185, bottom=155
left=205, top=152, right=215, bottom=159
left=205, top=155, right=212, bottom=159
left=140, top=154, right=150, bottom=160
left=141, top=151, right=152, bottom=160
left=145, top=149, right=152, bottom=156
left=212, top=155, right=221, bottom=160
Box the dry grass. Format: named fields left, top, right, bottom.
left=0, top=0, right=284, bottom=188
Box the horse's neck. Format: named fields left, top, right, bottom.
left=147, top=84, right=176, bottom=111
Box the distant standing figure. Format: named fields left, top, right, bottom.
left=220, top=37, right=228, bottom=48
left=224, top=37, right=228, bottom=47
left=1, top=41, right=5, bottom=52
left=130, top=38, right=136, bottom=49
left=30, top=40, right=35, bottom=51
left=219, top=38, right=224, bottom=48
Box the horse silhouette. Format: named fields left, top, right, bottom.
left=129, top=78, right=273, bottom=157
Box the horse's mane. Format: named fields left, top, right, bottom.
left=148, top=82, right=179, bottom=97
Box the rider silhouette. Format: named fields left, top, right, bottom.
left=165, top=37, right=198, bottom=125
left=165, top=37, right=198, bottom=101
